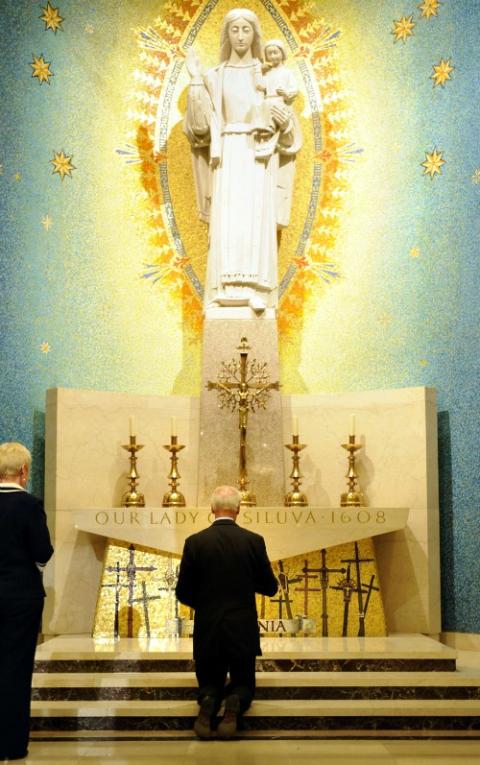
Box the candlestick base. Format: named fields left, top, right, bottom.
left=340, top=490, right=364, bottom=507
left=162, top=489, right=186, bottom=508
left=239, top=488, right=256, bottom=507
left=122, top=489, right=145, bottom=507
left=285, top=489, right=308, bottom=507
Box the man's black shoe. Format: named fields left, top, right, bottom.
left=1, top=752, right=28, bottom=761
left=217, top=693, right=240, bottom=739
left=193, top=695, right=215, bottom=739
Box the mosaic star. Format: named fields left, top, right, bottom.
left=409, top=247, right=420, bottom=258
left=472, top=169, right=480, bottom=185
left=378, top=312, right=393, bottom=327
left=392, top=15, right=415, bottom=43
left=40, top=342, right=51, bottom=354
left=431, top=58, right=454, bottom=87
left=50, top=150, right=75, bottom=181
left=31, top=54, right=54, bottom=84
left=418, top=0, right=441, bottom=19
left=421, top=148, right=445, bottom=179
left=42, top=214, right=53, bottom=230
left=40, top=2, right=63, bottom=33
left=14, top=172, right=21, bottom=181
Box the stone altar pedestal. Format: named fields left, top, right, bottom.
left=43, top=384, right=439, bottom=637
left=198, top=311, right=284, bottom=506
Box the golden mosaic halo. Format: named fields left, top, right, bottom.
left=118, top=0, right=359, bottom=339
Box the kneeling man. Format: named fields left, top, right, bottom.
left=176, top=485, right=278, bottom=739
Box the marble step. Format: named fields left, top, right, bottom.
left=30, top=698, right=480, bottom=735
left=31, top=698, right=480, bottom=717
left=34, top=634, right=457, bottom=673
left=31, top=671, right=480, bottom=701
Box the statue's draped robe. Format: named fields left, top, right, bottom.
left=185, top=61, right=302, bottom=308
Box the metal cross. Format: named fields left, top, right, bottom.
left=270, top=560, right=302, bottom=621
left=297, top=549, right=346, bottom=635
left=341, top=542, right=375, bottom=637
left=105, top=544, right=157, bottom=637
left=293, top=558, right=320, bottom=618
left=206, top=336, right=280, bottom=504
left=330, top=563, right=356, bottom=637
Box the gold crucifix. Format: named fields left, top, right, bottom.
left=207, top=337, right=280, bottom=506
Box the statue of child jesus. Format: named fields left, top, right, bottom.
left=255, top=39, right=298, bottom=159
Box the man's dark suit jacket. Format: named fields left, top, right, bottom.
left=176, top=519, right=278, bottom=661
left=0, top=486, right=54, bottom=600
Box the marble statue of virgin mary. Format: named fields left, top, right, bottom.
left=184, top=8, right=302, bottom=312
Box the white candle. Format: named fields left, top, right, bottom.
left=293, top=416, right=299, bottom=436
left=129, top=416, right=136, bottom=437
left=350, top=414, right=356, bottom=436
left=171, top=416, right=177, bottom=437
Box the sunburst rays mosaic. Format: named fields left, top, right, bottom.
left=116, top=0, right=359, bottom=341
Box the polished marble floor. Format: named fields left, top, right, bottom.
left=13, top=739, right=480, bottom=764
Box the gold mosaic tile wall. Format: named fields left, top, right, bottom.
left=94, top=537, right=386, bottom=639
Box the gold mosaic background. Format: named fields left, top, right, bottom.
left=94, top=537, right=386, bottom=639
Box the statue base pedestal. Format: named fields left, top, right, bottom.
left=197, top=314, right=284, bottom=506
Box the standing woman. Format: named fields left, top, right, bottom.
left=0, top=442, right=54, bottom=761
left=183, top=8, right=302, bottom=312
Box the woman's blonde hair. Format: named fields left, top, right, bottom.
left=220, top=8, right=263, bottom=62
left=0, top=442, right=32, bottom=478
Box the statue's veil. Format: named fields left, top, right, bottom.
left=219, top=8, right=264, bottom=62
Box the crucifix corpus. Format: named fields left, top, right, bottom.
left=207, top=337, right=280, bottom=506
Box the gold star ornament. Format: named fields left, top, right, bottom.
left=42, top=214, right=53, bottom=230
left=431, top=58, right=454, bottom=87
left=50, top=150, right=75, bottom=181
left=31, top=54, right=54, bottom=84
left=419, top=0, right=441, bottom=19
left=409, top=247, right=420, bottom=258
left=392, top=15, right=415, bottom=43
left=421, top=148, right=446, bottom=179
left=40, top=342, right=51, bottom=354
left=472, top=169, right=480, bottom=185
left=40, top=3, right=64, bottom=33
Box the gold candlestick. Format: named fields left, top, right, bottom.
left=340, top=434, right=365, bottom=507
left=285, top=434, right=308, bottom=506
left=162, top=435, right=186, bottom=507
left=122, top=435, right=145, bottom=507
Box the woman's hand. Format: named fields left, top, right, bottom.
left=186, top=48, right=202, bottom=80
